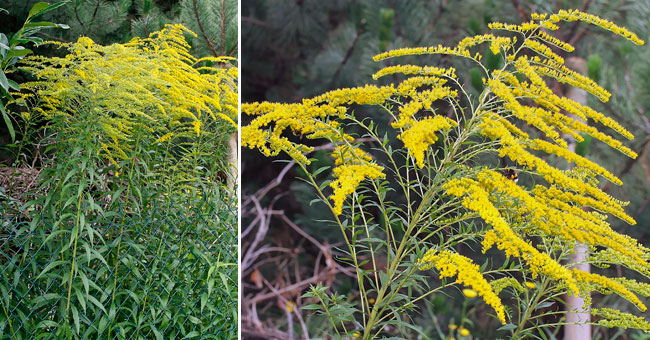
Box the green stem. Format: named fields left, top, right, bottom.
left=107, top=134, right=141, bottom=338
left=511, top=277, right=549, bottom=339
left=65, top=191, right=84, bottom=314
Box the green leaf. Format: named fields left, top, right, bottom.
left=0, top=102, right=14, bottom=142
left=74, top=287, right=87, bottom=312
left=70, top=305, right=80, bottom=335
left=34, top=1, right=70, bottom=19
left=184, top=331, right=200, bottom=339
left=200, top=292, right=208, bottom=312
left=497, top=323, right=518, bottom=331
left=152, top=326, right=164, bottom=340
left=35, top=260, right=66, bottom=279
left=301, top=304, right=324, bottom=310
left=36, top=320, right=58, bottom=329
left=24, top=22, right=70, bottom=30
left=0, top=70, right=8, bottom=92
left=219, top=272, right=229, bottom=291
left=28, top=2, right=50, bottom=18
left=188, top=315, right=201, bottom=324
left=535, top=301, right=555, bottom=310
left=6, top=47, right=33, bottom=59
left=86, top=294, right=107, bottom=314
left=7, top=79, right=19, bottom=91
left=0, top=34, right=7, bottom=58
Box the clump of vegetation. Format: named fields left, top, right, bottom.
left=243, top=9, right=648, bottom=339
left=1, top=24, right=237, bottom=338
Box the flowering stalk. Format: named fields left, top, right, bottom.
left=243, top=9, right=649, bottom=339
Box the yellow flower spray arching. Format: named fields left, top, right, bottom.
left=18, top=24, right=238, bottom=172
left=242, top=8, right=649, bottom=338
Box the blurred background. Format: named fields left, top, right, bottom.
left=241, top=0, right=650, bottom=339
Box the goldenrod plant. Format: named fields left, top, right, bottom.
left=18, top=24, right=237, bottom=207
left=1, top=25, right=237, bottom=338
left=243, top=10, right=648, bottom=339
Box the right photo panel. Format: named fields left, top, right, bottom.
left=240, top=1, right=650, bottom=339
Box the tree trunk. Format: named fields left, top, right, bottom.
left=228, top=132, right=238, bottom=190
left=563, top=57, right=591, bottom=340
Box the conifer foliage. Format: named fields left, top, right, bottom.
left=3, top=0, right=238, bottom=58
left=178, top=0, right=237, bottom=57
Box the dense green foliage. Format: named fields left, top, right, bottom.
left=0, top=3, right=238, bottom=338
left=0, top=1, right=68, bottom=142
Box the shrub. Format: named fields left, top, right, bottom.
left=1, top=25, right=238, bottom=338
left=243, top=9, right=648, bottom=339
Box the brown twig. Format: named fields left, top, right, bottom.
left=431, top=0, right=449, bottom=29
left=192, top=0, right=219, bottom=57
left=241, top=16, right=271, bottom=28
left=219, top=0, right=226, bottom=56
left=243, top=160, right=296, bottom=209
left=242, top=196, right=270, bottom=270
left=566, top=0, right=592, bottom=44
left=510, top=0, right=529, bottom=22
left=244, top=270, right=337, bottom=307
left=328, top=25, right=362, bottom=88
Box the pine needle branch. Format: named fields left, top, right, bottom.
left=192, top=0, right=218, bottom=56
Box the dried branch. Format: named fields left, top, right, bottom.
left=510, top=0, right=529, bottom=22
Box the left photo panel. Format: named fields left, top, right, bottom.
left=0, top=1, right=238, bottom=339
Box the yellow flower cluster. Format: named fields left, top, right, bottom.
left=479, top=58, right=638, bottom=227
left=488, top=21, right=539, bottom=34
left=444, top=168, right=650, bottom=313
left=312, top=84, right=397, bottom=106
left=393, top=86, right=457, bottom=128
left=243, top=84, right=398, bottom=215
left=551, top=10, right=645, bottom=46
left=534, top=30, right=575, bottom=52
left=332, top=144, right=373, bottom=166
left=373, top=45, right=477, bottom=63
left=330, top=163, right=385, bottom=215
left=456, top=34, right=495, bottom=51
left=481, top=111, right=528, bottom=138
left=490, top=36, right=513, bottom=55
left=154, top=132, right=174, bottom=144
left=443, top=176, right=580, bottom=294
left=487, top=77, right=565, bottom=146
left=396, top=76, right=448, bottom=97
left=528, top=138, right=621, bottom=185
left=418, top=249, right=506, bottom=324
left=398, top=116, right=457, bottom=168
left=503, top=71, right=634, bottom=145
left=372, top=65, right=457, bottom=81
left=612, top=278, right=650, bottom=298
left=455, top=34, right=512, bottom=55
left=20, top=25, right=238, bottom=168
left=592, top=248, right=650, bottom=279
left=573, top=269, right=645, bottom=311
left=490, top=277, right=525, bottom=295
left=532, top=62, right=610, bottom=102
left=242, top=9, right=649, bottom=331
left=592, top=308, right=650, bottom=333
left=523, top=39, right=564, bottom=64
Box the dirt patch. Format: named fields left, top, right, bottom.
left=0, top=166, right=42, bottom=210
